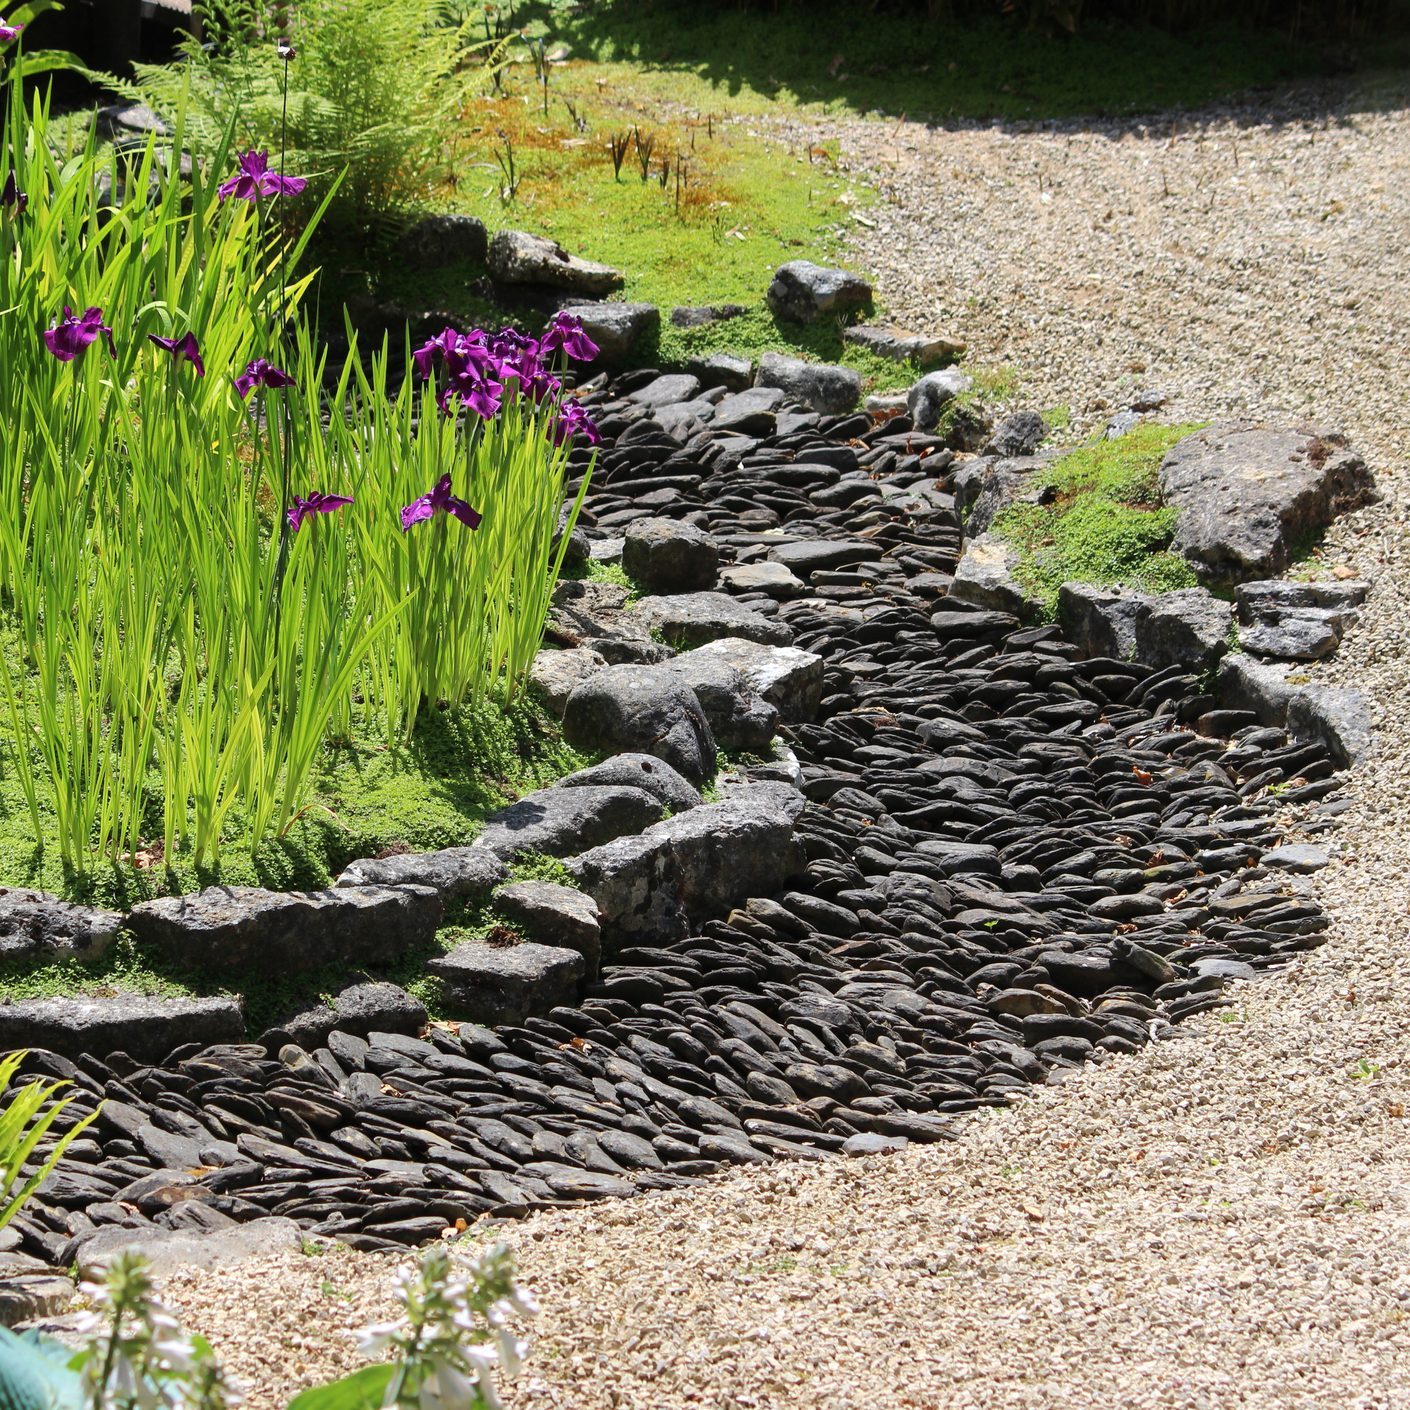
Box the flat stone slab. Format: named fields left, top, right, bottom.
left=428, top=941, right=585, bottom=1025
left=487, top=229, right=623, bottom=295
left=1161, top=424, right=1375, bottom=582
left=0, top=888, right=123, bottom=964
left=634, top=592, right=794, bottom=649
left=337, top=847, right=507, bottom=901
left=842, top=324, right=963, bottom=364
left=0, top=996, right=245, bottom=1064
left=475, top=784, right=665, bottom=861
left=767, top=538, right=879, bottom=579
left=493, top=881, right=601, bottom=975
left=551, top=753, right=702, bottom=813
left=127, top=884, right=443, bottom=971
left=670, top=638, right=825, bottom=722
left=76, top=1217, right=304, bottom=1279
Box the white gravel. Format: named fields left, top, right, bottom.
left=159, top=77, right=1410, bottom=1409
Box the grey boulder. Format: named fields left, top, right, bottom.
left=766, top=260, right=872, bottom=323
left=949, top=535, right=1042, bottom=621
left=671, top=637, right=825, bottom=721
left=475, top=784, right=665, bottom=861
left=488, top=230, right=623, bottom=295
left=553, top=302, right=659, bottom=365
left=0, top=888, right=124, bottom=964
left=0, top=995, right=245, bottom=1064
left=530, top=645, right=607, bottom=716
left=661, top=652, right=780, bottom=752
left=842, top=323, right=963, bottom=364
left=337, top=847, right=506, bottom=903
left=754, top=352, right=861, bottom=416
left=562, top=665, right=717, bottom=784
left=1133, top=588, right=1232, bottom=670
left=1160, top=424, right=1375, bottom=582
left=550, top=753, right=702, bottom=813
left=633, top=592, right=794, bottom=649
left=396, top=214, right=488, bottom=268
left=628, top=373, right=701, bottom=407
left=985, top=410, right=1049, bottom=459
left=128, top=885, right=443, bottom=972
left=428, top=941, right=584, bottom=1025
left=687, top=351, right=754, bottom=392
left=622, top=517, right=719, bottom=594
left=493, top=880, right=602, bottom=976
left=1058, top=582, right=1144, bottom=660
left=907, top=369, right=972, bottom=430
left=711, top=385, right=785, bottom=434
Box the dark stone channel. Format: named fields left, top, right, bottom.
left=3, top=376, right=1340, bottom=1268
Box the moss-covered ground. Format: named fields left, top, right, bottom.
left=991, top=422, right=1204, bottom=619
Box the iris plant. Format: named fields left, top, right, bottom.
left=401, top=473, right=482, bottom=532
left=217, top=150, right=307, bottom=202
left=235, top=357, right=294, bottom=398
left=0, top=23, right=22, bottom=43
left=288, top=491, right=353, bottom=532
left=147, top=331, right=205, bottom=376
left=42, top=306, right=115, bottom=362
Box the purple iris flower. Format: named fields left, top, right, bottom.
left=553, top=400, right=601, bottom=447
left=147, top=331, right=205, bottom=377
left=0, top=170, right=25, bottom=221
left=400, top=473, right=482, bottom=533
left=42, top=306, right=115, bottom=362
left=0, top=22, right=23, bottom=43
left=287, top=491, right=353, bottom=533
left=413, top=326, right=506, bottom=420
left=234, top=358, right=295, bottom=398
left=217, top=150, right=308, bottom=202
left=541, top=312, right=599, bottom=363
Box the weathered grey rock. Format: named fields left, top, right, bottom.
left=261, top=981, right=427, bottom=1051
left=949, top=535, right=1042, bottom=621
left=622, top=518, right=719, bottom=594
left=1160, top=425, right=1375, bottom=582
left=711, top=385, right=785, bottom=434
left=336, top=848, right=506, bottom=903
left=127, top=885, right=443, bottom=972
left=754, top=353, right=861, bottom=416
left=488, top=230, right=624, bottom=295
left=907, top=369, right=972, bottom=430
left=0, top=996, right=244, bottom=1064
left=530, top=645, right=607, bottom=716
left=475, top=785, right=664, bottom=861
left=661, top=653, right=779, bottom=752
left=1058, top=582, right=1145, bottom=660
left=842, top=1132, right=909, bottom=1156
left=766, top=260, right=872, bottom=323
left=76, top=1218, right=303, bottom=1279
left=1262, top=844, right=1330, bottom=873
left=588, top=536, right=625, bottom=564
left=1216, top=653, right=1298, bottom=724
left=427, top=941, right=584, bottom=1025
left=628, top=373, right=701, bottom=407
left=670, top=303, right=749, bottom=328
left=549, top=579, right=656, bottom=648
left=0, top=1268, right=74, bottom=1328
left=1240, top=609, right=1341, bottom=661
left=672, top=638, right=825, bottom=722
left=567, top=834, right=685, bottom=947
left=633, top=592, right=794, bottom=649
left=396, top=214, right=488, bottom=269
left=842, top=324, right=963, bottom=365
left=1105, top=410, right=1145, bottom=439
left=720, top=561, right=806, bottom=598
left=642, top=783, right=805, bottom=921
left=1132, top=588, right=1232, bottom=670
left=562, top=665, right=717, bottom=784
left=688, top=351, right=754, bottom=392
left=654, top=399, right=716, bottom=442
left=1235, top=578, right=1370, bottom=616
left=767, top=539, right=878, bottom=579
left=551, top=753, right=702, bottom=813
left=985, top=411, right=1049, bottom=459
left=493, top=881, right=601, bottom=976
left=1287, top=686, right=1373, bottom=767
left=0, top=889, right=123, bottom=964
left=553, top=302, right=658, bottom=365
left=965, top=454, right=1055, bottom=535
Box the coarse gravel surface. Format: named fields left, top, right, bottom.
left=152, top=76, right=1410, bottom=1409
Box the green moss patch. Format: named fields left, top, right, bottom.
left=991, top=422, right=1204, bottom=618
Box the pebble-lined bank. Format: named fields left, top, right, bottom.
left=1, top=375, right=1352, bottom=1303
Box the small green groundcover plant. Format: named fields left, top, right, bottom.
left=0, top=11, right=599, bottom=879
left=0, top=1244, right=536, bottom=1410
left=991, top=421, right=1203, bottom=618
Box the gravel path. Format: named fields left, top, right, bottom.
left=158, top=77, right=1410, bottom=1408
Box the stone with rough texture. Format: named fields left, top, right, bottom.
left=475, top=785, right=664, bottom=861
left=1133, top=588, right=1233, bottom=670
left=965, top=454, right=1055, bottom=535
left=687, top=351, right=754, bottom=392
left=0, top=889, right=124, bottom=964
left=127, top=885, right=443, bottom=972
left=567, top=834, right=685, bottom=948
left=634, top=592, right=794, bottom=650
left=0, top=996, right=245, bottom=1064
left=711, top=386, right=785, bottom=434
left=1240, top=609, right=1342, bottom=661
left=767, top=539, right=879, bottom=579
left=493, top=881, right=602, bottom=976
left=76, top=1219, right=303, bottom=1279
left=754, top=353, right=861, bottom=416
left=908, top=369, right=972, bottom=430
left=721, top=561, right=806, bottom=598
left=336, top=847, right=506, bottom=903
left=1059, top=582, right=1144, bottom=660
left=766, top=261, right=873, bottom=323
left=396, top=214, right=487, bottom=269
left=530, top=645, right=608, bottom=716
left=562, top=666, right=717, bottom=784
left=261, top=981, right=427, bottom=1052
left=670, top=303, right=749, bottom=328
left=1216, top=653, right=1298, bottom=724
left=985, top=411, right=1050, bottom=459
left=842, top=324, right=963, bottom=364
left=1235, top=578, right=1369, bottom=616
left=949, top=535, right=1042, bottom=621
left=553, top=302, right=658, bottom=365
left=427, top=941, right=585, bottom=1025
left=671, top=638, right=825, bottom=722
left=1160, top=424, right=1375, bottom=582
left=628, top=374, right=701, bottom=407
left=623, top=518, right=720, bottom=594
left=488, top=230, right=623, bottom=295
left=1287, top=686, right=1373, bottom=767
left=551, top=754, right=702, bottom=814
left=660, top=653, right=779, bottom=752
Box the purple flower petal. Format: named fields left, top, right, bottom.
left=542, top=312, right=598, bottom=363
left=219, top=150, right=306, bottom=203
left=236, top=357, right=293, bottom=398
left=401, top=473, right=481, bottom=532
left=0, top=23, right=24, bottom=43
left=43, top=306, right=113, bottom=363
left=148, top=331, right=205, bottom=377
left=288, top=491, right=353, bottom=532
